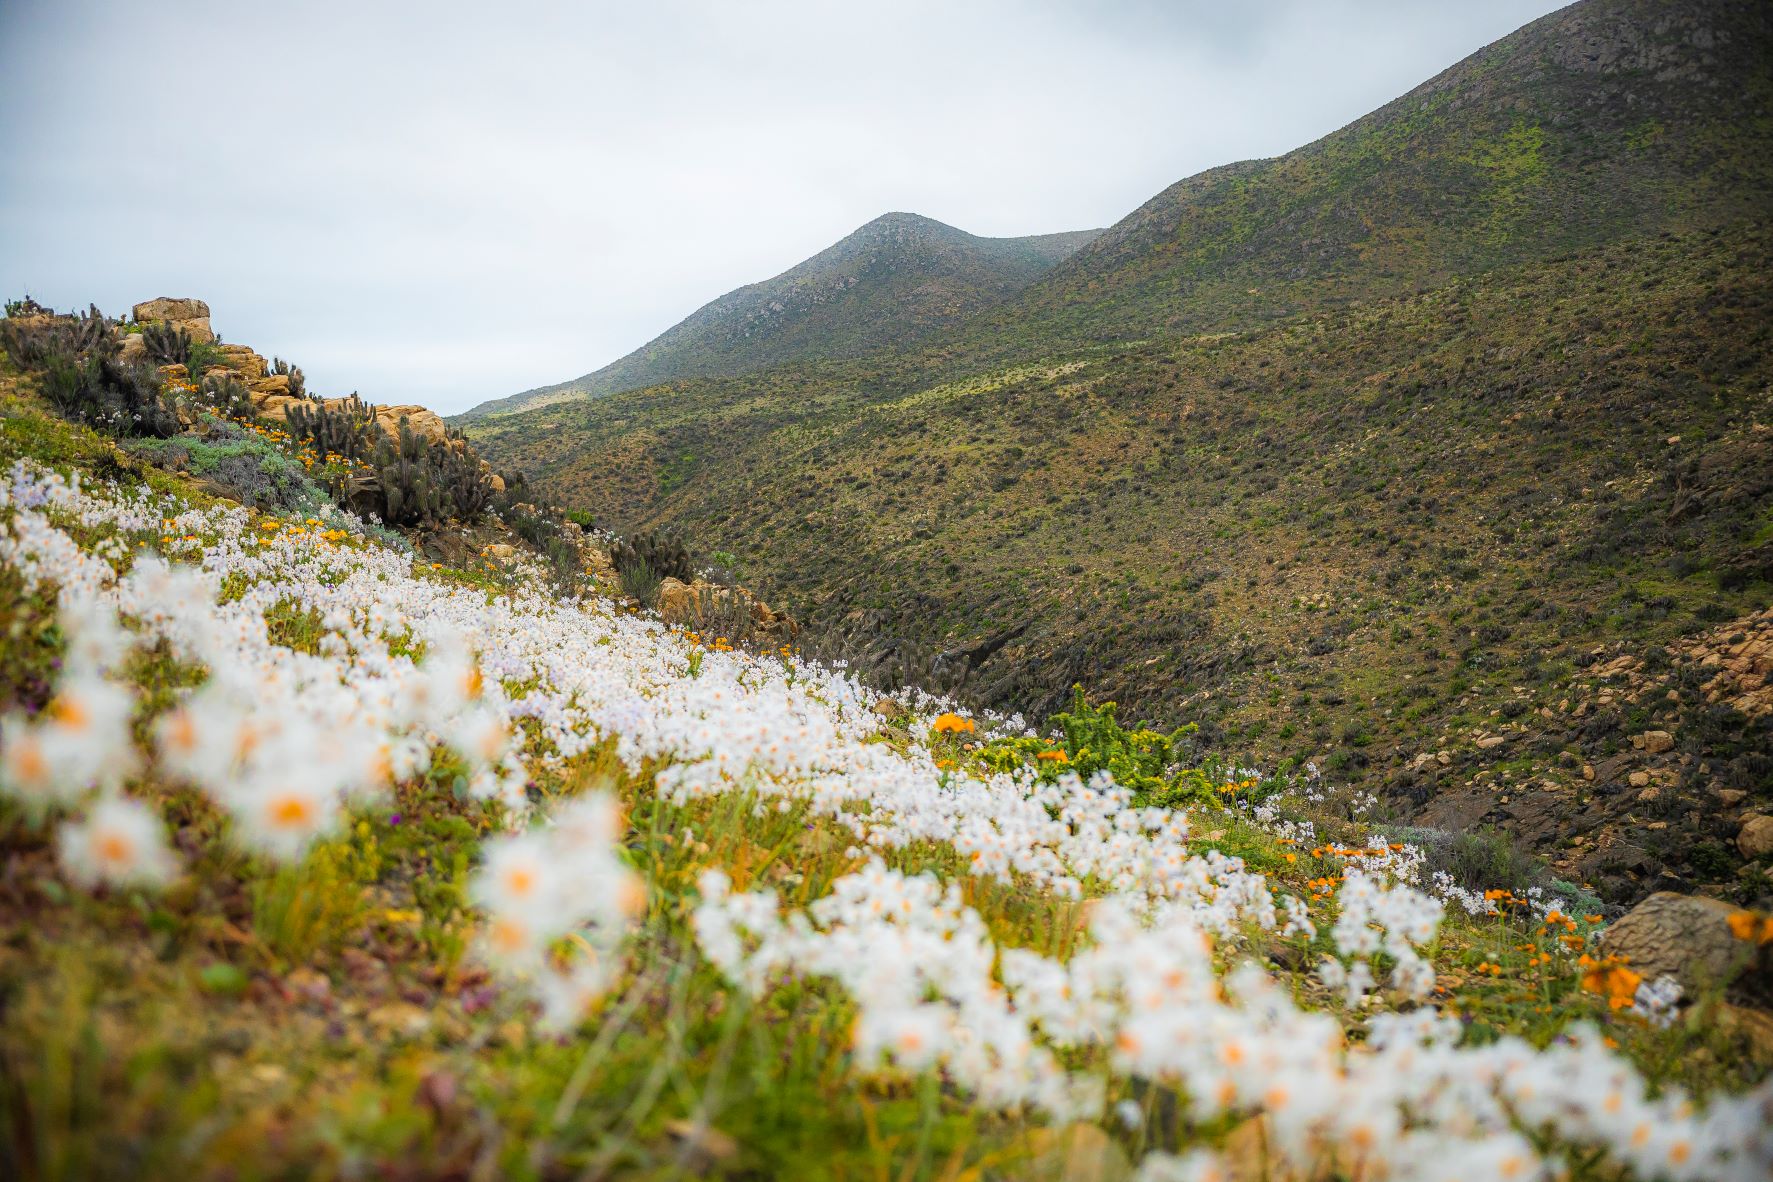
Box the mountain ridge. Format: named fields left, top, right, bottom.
left=457, top=212, right=1102, bottom=420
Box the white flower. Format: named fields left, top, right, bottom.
left=229, top=776, right=339, bottom=861
left=56, top=794, right=178, bottom=888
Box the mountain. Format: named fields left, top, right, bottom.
left=457, top=214, right=1101, bottom=420
left=981, top=0, right=1773, bottom=354
left=466, top=0, right=1773, bottom=901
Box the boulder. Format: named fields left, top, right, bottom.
left=655, top=576, right=695, bottom=618
left=1641, top=730, right=1676, bottom=754
left=115, top=333, right=149, bottom=366
left=1599, top=892, right=1772, bottom=1003
left=255, top=395, right=301, bottom=422
left=213, top=344, right=266, bottom=379
left=132, top=297, right=214, bottom=343
left=1739, top=814, right=1773, bottom=860
left=252, top=373, right=292, bottom=399
left=371, top=404, right=450, bottom=445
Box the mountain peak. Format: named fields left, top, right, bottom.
left=457, top=214, right=1102, bottom=420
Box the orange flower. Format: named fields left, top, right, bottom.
left=1035, top=749, right=1069, bottom=763
left=1724, top=910, right=1773, bottom=944
left=1581, top=963, right=1642, bottom=1004
left=930, top=713, right=975, bottom=735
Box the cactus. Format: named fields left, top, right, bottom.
left=611, top=526, right=695, bottom=585
left=270, top=357, right=307, bottom=398
left=143, top=320, right=192, bottom=364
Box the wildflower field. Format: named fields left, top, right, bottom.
left=1, top=362, right=1771, bottom=1181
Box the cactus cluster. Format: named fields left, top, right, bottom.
left=0, top=302, right=114, bottom=368
left=270, top=356, right=306, bottom=399
left=611, top=526, right=695, bottom=586
left=285, top=397, right=492, bottom=528
left=1, top=300, right=178, bottom=438
left=142, top=320, right=193, bottom=365
left=197, top=372, right=254, bottom=419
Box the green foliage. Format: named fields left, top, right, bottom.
left=616, top=553, right=663, bottom=607
left=1047, top=685, right=1198, bottom=802
left=1420, top=826, right=1552, bottom=896
left=249, top=826, right=382, bottom=967
left=129, top=419, right=335, bottom=516
left=498, top=494, right=583, bottom=588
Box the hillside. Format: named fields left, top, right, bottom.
left=459, top=214, right=1101, bottom=420
left=467, top=0, right=1773, bottom=903
left=985, top=0, right=1773, bottom=353
left=4, top=302, right=1773, bottom=1180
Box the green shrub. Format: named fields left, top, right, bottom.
left=2, top=301, right=180, bottom=438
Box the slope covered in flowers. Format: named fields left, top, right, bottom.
left=1, top=377, right=1770, bottom=1181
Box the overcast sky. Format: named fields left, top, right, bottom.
left=0, top=0, right=1566, bottom=414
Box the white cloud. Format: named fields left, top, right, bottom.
left=0, top=0, right=1564, bottom=412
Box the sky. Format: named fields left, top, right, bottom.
left=0, top=0, right=1567, bottom=414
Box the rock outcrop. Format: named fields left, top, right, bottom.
left=653, top=576, right=798, bottom=648
left=132, top=297, right=214, bottom=344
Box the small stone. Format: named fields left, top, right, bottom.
left=1640, top=730, right=1675, bottom=754
left=1582, top=764, right=1596, bottom=781
left=1628, top=771, right=1650, bottom=788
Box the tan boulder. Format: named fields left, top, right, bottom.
left=115, top=332, right=149, bottom=366
left=656, top=576, right=695, bottom=618
left=132, top=297, right=214, bottom=343
left=256, top=395, right=301, bottom=422
left=1641, top=730, right=1675, bottom=754
left=370, top=404, right=450, bottom=444
left=1739, top=814, right=1773, bottom=860
left=1599, top=892, right=1771, bottom=1000
left=252, top=373, right=292, bottom=399
left=213, top=344, right=266, bottom=379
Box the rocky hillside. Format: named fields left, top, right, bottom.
left=466, top=0, right=1773, bottom=905
left=459, top=214, right=1100, bottom=420
left=984, top=0, right=1773, bottom=354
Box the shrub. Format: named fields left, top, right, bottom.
left=617, top=555, right=664, bottom=607
left=2, top=301, right=180, bottom=438
left=1422, top=827, right=1551, bottom=895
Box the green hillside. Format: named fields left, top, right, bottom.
left=459, top=214, right=1100, bottom=420
left=985, top=0, right=1773, bottom=354
left=466, top=0, right=1773, bottom=901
